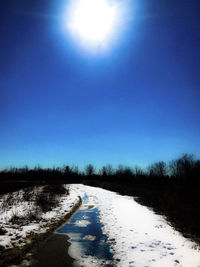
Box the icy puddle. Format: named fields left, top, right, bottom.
left=56, top=192, right=114, bottom=266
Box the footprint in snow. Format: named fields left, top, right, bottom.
left=149, top=244, right=155, bottom=248
left=153, top=241, right=161, bottom=246
left=131, top=246, right=137, bottom=249
left=167, top=247, right=175, bottom=250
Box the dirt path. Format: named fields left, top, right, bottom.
left=29, top=233, right=74, bottom=267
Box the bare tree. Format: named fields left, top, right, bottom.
left=64, top=165, right=71, bottom=175
left=85, top=164, right=95, bottom=176
left=148, top=161, right=167, bottom=177
left=116, top=165, right=124, bottom=176
left=101, top=164, right=113, bottom=176
left=169, top=154, right=194, bottom=178
left=133, top=165, right=144, bottom=176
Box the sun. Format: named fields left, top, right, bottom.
left=66, top=0, right=118, bottom=46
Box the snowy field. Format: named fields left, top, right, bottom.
left=70, top=184, right=200, bottom=267
left=0, top=185, right=80, bottom=251
left=0, top=184, right=200, bottom=267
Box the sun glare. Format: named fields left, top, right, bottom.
left=66, top=0, right=118, bottom=47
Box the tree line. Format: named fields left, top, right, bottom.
left=0, top=154, right=199, bottom=185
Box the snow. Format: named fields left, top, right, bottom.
left=1, top=183, right=200, bottom=267
left=0, top=185, right=80, bottom=251
left=83, top=235, right=96, bottom=241
left=70, top=184, right=200, bottom=267
left=75, top=220, right=91, bottom=227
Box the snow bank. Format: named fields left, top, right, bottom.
left=0, top=185, right=80, bottom=251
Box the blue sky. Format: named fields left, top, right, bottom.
left=0, top=0, right=200, bottom=169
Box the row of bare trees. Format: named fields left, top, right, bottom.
left=85, top=154, right=200, bottom=179
left=0, top=154, right=200, bottom=183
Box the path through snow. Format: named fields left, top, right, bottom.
left=69, top=184, right=200, bottom=267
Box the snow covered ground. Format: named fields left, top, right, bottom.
left=70, top=184, right=200, bottom=267
left=0, top=185, right=80, bottom=251
left=1, top=184, right=200, bottom=267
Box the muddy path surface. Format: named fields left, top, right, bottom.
left=29, top=233, right=74, bottom=267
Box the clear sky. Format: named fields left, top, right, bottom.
left=1, top=0, right=200, bottom=170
